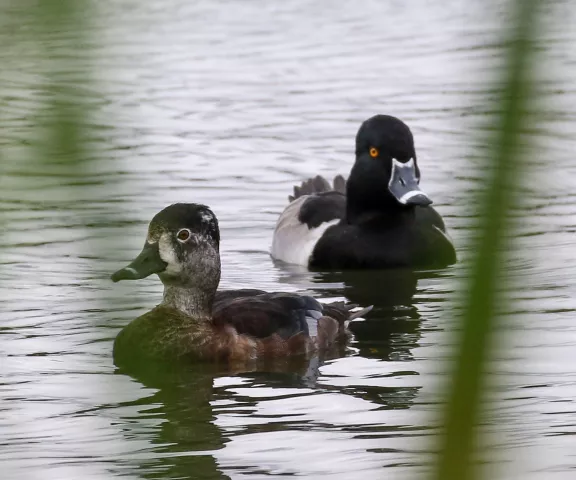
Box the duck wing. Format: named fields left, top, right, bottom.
left=415, top=205, right=447, bottom=232
left=212, top=292, right=372, bottom=344
left=271, top=175, right=347, bottom=266
left=212, top=293, right=324, bottom=340
left=214, top=288, right=267, bottom=306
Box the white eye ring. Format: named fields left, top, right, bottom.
left=176, top=228, right=192, bottom=243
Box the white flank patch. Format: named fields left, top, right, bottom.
left=305, top=309, right=322, bottom=338
left=271, top=196, right=340, bottom=266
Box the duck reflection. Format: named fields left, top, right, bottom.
left=114, top=360, right=229, bottom=480
left=305, top=268, right=443, bottom=411
left=313, top=268, right=418, bottom=310
left=309, top=268, right=440, bottom=360
left=113, top=350, right=347, bottom=479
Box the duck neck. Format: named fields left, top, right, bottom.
left=346, top=185, right=414, bottom=225
left=162, top=284, right=215, bottom=320
left=345, top=158, right=407, bottom=225
left=159, top=245, right=221, bottom=321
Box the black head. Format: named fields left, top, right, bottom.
left=111, top=203, right=221, bottom=289
left=347, top=115, right=432, bottom=221
left=148, top=203, right=220, bottom=247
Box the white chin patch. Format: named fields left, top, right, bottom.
left=158, top=233, right=181, bottom=275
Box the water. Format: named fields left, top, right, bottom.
left=1, top=1, right=576, bottom=479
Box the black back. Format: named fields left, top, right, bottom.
left=309, top=209, right=455, bottom=269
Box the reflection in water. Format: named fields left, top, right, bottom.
left=313, top=268, right=419, bottom=311
left=310, top=269, right=425, bottom=412
left=115, top=362, right=229, bottom=480
left=116, top=348, right=414, bottom=480
left=3, top=0, right=576, bottom=477
left=311, top=269, right=421, bottom=360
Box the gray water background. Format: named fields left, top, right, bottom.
left=1, top=1, right=576, bottom=479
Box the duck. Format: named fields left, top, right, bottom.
left=271, top=115, right=457, bottom=269
left=110, top=203, right=372, bottom=365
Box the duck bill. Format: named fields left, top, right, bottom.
left=388, top=158, right=432, bottom=207
left=111, top=243, right=167, bottom=282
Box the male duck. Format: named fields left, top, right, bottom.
left=111, top=203, right=371, bottom=364
left=271, top=115, right=457, bottom=269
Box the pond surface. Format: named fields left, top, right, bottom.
left=1, top=1, right=576, bottom=479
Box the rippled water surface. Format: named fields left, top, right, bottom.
left=2, top=1, right=576, bottom=479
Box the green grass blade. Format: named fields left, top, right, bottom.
left=431, top=1, right=538, bottom=480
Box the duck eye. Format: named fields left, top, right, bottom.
left=176, top=228, right=191, bottom=242
left=369, top=147, right=379, bottom=158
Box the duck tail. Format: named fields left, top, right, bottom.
left=322, top=302, right=373, bottom=337
left=288, top=175, right=347, bottom=202
left=341, top=305, right=373, bottom=340
left=332, top=174, right=347, bottom=194
left=347, top=305, right=373, bottom=321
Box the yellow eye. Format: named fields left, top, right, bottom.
left=369, top=147, right=379, bottom=158
left=177, top=228, right=191, bottom=242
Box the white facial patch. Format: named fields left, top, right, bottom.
left=158, top=232, right=182, bottom=275
left=200, top=211, right=214, bottom=224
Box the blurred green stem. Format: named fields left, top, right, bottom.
left=39, top=0, right=88, bottom=167
left=432, top=1, right=537, bottom=480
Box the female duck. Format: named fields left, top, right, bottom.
left=111, top=203, right=371, bottom=365
left=271, top=115, right=457, bottom=269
